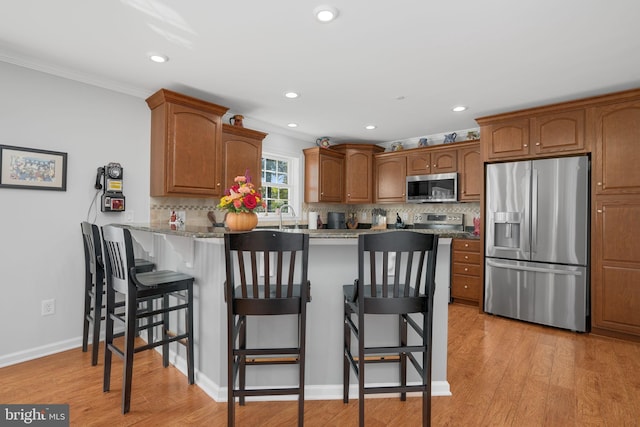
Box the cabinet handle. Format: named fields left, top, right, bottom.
left=464, top=243, right=469, bottom=247
left=216, top=182, right=221, bottom=187
left=535, top=142, right=540, bottom=146
left=464, top=268, right=468, bottom=272
left=464, top=255, right=469, bottom=260
left=464, top=285, right=468, bottom=289
left=597, top=182, right=602, bottom=186
left=523, top=144, right=528, bottom=148
left=597, top=209, right=603, bottom=213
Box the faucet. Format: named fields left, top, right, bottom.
left=278, top=204, right=297, bottom=230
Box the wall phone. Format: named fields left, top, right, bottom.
left=95, top=162, right=125, bottom=212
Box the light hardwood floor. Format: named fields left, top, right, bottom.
left=1, top=304, right=639, bottom=426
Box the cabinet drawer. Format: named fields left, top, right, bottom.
left=452, top=263, right=481, bottom=276
left=452, top=239, right=481, bottom=252
left=452, top=251, right=482, bottom=265
left=451, top=275, right=481, bottom=301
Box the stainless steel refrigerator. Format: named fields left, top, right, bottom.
left=484, top=156, right=589, bottom=332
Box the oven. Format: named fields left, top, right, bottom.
left=413, top=212, right=465, bottom=303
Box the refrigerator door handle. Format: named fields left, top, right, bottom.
left=486, top=259, right=582, bottom=276
left=531, top=167, right=538, bottom=254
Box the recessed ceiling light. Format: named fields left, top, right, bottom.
left=284, top=92, right=299, bottom=99
left=314, top=5, right=339, bottom=22
left=287, top=123, right=298, bottom=128
left=452, top=106, right=467, bottom=112
left=149, top=53, right=169, bottom=63
left=365, top=125, right=376, bottom=130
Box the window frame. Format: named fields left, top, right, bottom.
left=258, top=151, right=301, bottom=222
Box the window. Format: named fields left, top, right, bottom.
left=260, top=153, right=298, bottom=216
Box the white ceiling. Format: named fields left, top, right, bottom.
left=1, top=0, right=639, bottom=144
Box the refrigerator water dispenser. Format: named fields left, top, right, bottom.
left=493, top=212, right=521, bottom=248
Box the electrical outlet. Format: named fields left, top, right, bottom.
left=125, top=210, right=135, bottom=223
left=177, top=210, right=186, bottom=223
left=402, top=212, right=408, bottom=221
left=41, top=299, right=55, bottom=316
left=360, top=211, right=367, bottom=221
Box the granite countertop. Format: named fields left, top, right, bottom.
left=119, top=223, right=478, bottom=240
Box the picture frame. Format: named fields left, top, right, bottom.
left=0, top=145, right=68, bottom=191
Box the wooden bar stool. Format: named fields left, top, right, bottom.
left=81, top=221, right=154, bottom=366
left=343, top=231, right=438, bottom=427
left=224, top=230, right=311, bottom=426
left=101, top=225, right=194, bottom=414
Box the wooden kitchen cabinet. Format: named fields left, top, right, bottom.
left=531, top=109, right=586, bottom=155
left=304, top=147, right=344, bottom=203
left=332, top=144, right=384, bottom=204
left=406, top=147, right=457, bottom=176
left=592, top=98, right=640, bottom=195
left=481, top=118, right=530, bottom=161
left=451, top=239, right=481, bottom=305
left=458, top=141, right=481, bottom=202
left=146, top=89, right=228, bottom=197
left=221, top=124, right=267, bottom=191
left=373, top=152, right=406, bottom=203
left=592, top=199, right=640, bottom=339
left=406, top=150, right=431, bottom=175
left=480, top=109, right=586, bottom=162
left=590, top=90, right=640, bottom=341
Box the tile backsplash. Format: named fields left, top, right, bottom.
left=151, top=197, right=480, bottom=228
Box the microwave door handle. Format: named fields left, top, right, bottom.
left=531, top=168, right=538, bottom=254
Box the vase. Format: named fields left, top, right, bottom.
left=225, top=212, right=258, bottom=231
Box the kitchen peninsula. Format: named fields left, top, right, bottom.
left=122, top=224, right=468, bottom=402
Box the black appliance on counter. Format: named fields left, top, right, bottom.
left=327, top=212, right=346, bottom=229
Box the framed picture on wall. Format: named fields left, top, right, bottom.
left=0, top=145, right=68, bottom=191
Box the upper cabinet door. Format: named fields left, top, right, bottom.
left=221, top=124, right=267, bottom=191
left=458, top=144, right=481, bottom=201
left=431, top=149, right=458, bottom=174
left=146, top=89, right=228, bottom=197
left=167, top=104, right=222, bottom=195
left=484, top=118, right=530, bottom=161
left=303, top=147, right=344, bottom=203
left=374, top=153, right=407, bottom=203
left=407, top=151, right=431, bottom=175
left=593, top=99, right=640, bottom=195
left=531, top=109, right=586, bottom=155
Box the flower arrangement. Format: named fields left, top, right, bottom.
left=217, top=173, right=265, bottom=213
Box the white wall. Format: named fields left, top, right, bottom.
left=0, top=61, right=151, bottom=365
left=0, top=61, right=313, bottom=366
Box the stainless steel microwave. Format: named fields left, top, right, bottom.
left=406, top=172, right=458, bottom=203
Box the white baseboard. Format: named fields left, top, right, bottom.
left=1, top=341, right=451, bottom=402
left=0, top=338, right=82, bottom=368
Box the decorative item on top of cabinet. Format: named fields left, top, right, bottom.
left=373, top=151, right=406, bottom=203
left=146, top=89, right=229, bottom=197
left=221, top=124, right=267, bottom=192
left=229, top=114, right=244, bottom=127
left=332, top=144, right=384, bottom=204
left=303, top=147, right=344, bottom=203
left=451, top=239, right=481, bottom=305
